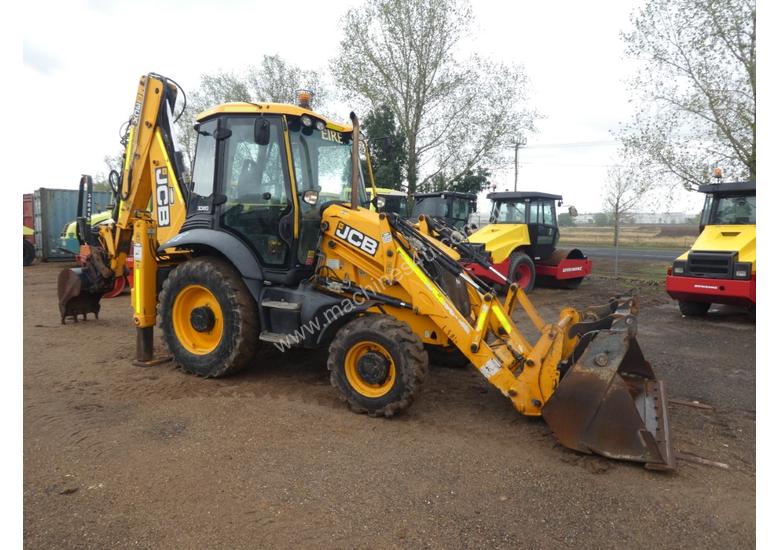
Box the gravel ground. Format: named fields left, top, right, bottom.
left=24, top=260, right=755, bottom=549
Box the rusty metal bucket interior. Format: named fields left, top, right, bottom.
left=542, top=314, right=676, bottom=471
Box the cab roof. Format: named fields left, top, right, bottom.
left=487, top=191, right=563, bottom=201
left=369, top=187, right=406, bottom=197
left=196, top=102, right=353, bottom=132
left=698, top=181, right=755, bottom=194
left=413, top=191, right=477, bottom=200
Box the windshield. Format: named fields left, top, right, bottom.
left=712, top=194, right=756, bottom=225
left=381, top=195, right=409, bottom=217
left=413, top=197, right=447, bottom=218
left=451, top=199, right=473, bottom=223
left=288, top=119, right=367, bottom=207
left=491, top=200, right=527, bottom=223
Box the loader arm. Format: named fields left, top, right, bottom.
left=317, top=208, right=675, bottom=469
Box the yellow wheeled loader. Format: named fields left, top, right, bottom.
left=59, top=73, right=676, bottom=470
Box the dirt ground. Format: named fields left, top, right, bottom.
left=24, top=260, right=755, bottom=549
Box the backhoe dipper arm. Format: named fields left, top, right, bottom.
left=99, top=73, right=188, bottom=279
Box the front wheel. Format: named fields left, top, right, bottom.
left=159, top=257, right=259, bottom=377
left=678, top=300, right=711, bottom=317
left=328, top=315, right=428, bottom=417
left=508, top=251, right=536, bottom=292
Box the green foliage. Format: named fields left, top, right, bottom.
left=558, top=212, right=574, bottom=227
left=363, top=105, right=407, bottom=190
left=421, top=166, right=491, bottom=195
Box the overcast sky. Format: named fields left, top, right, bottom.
left=21, top=0, right=703, bottom=214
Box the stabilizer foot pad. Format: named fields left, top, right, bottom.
left=132, top=355, right=173, bottom=368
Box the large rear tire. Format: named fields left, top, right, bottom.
left=508, top=251, right=536, bottom=292
left=328, top=315, right=428, bottom=417
left=678, top=300, right=711, bottom=317
left=159, top=257, right=259, bottom=377
left=23, top=239, right=35, bottom=266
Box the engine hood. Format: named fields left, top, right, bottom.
left=467, top=223, right=531, bottom=264
left=678, top=224, right=756, bottom=266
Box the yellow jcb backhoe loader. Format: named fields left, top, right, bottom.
left=59, top=73, right=676, bottom=470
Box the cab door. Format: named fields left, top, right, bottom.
left=527, top=199, right=559, bottom=261
left=218, top=116, right=293, bottom=267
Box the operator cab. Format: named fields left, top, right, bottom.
left=488, top=191, right=562, bottom=261
left=412, top=191, right=477, bottom=230
left=369, top=188, right=410, bottom=217
left=186, top=101, right=367, bottom=285
left=697, top=181, right=756, bottom=233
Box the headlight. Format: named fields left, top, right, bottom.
left=672, top=260, right=686, bottom=275
left=315, top=120, right=325, bottom=131
left=733, top=262, right=752, bottom=279
left=301, top=115, right=313, bottom=128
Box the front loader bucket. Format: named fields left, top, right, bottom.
left=542, top=305, right=676, bottom=471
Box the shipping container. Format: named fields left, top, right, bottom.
left=33, top=188, right=114, bottom=261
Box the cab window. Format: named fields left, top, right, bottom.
left=492, top=200, right=526, bottom=223
left=191, top=119, right=217, bottom=198
left=712, top=195, right=755, bottom=225
left=220, top=117, right=291, bottom=266
left=541, top=201, right=555, bottom=224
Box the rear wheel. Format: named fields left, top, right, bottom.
left=328, top=315, right=428, bottom=417
left=678, top=300, right=711, bottom=317
left=23, top=240, right=35, bottom=266
left=509, top=251, right=536, bottom=292
left=159, top=257, right=259, bottom=377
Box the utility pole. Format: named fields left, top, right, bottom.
left=513, top=137, right=526, bottom=192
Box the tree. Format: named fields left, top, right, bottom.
left=175, top=56, right=324, bottom=170
left=618, top=0, right=755, bottom=188
left=331, top=0, right=537, bottom=200
left=602, top=166, right=649, bottom=246
left=420, top=166, right=491, bottom=195
left=558, top=212, right=574, bottom=227
left=363, top=105, right=407, bottom=189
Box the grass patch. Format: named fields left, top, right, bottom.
left=560, top=225, right=698, bottom=249
left=591, top=258, right=669, bottom=283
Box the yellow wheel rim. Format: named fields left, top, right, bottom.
left=344, top=341, right=396, bottom=398
left=172, top=284, right=223, bottom=355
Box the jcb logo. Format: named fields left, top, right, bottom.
left=155, top=167, right=174, bottom=227
left=335, top=222, right=378, bottom=256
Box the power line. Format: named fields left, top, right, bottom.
left=523, top=140, right=618, bottom=149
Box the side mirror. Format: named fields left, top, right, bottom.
left=568, top=206, right=578, bottom=218
left=302, top=189, right=319, bottom=205
left=254, top=118, right=270, bottom=146
left=557, top=200, right=563, bottom=207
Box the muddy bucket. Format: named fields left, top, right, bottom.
left=57, top=247, right=114, bottom=324
left=542, top=305, right=676, bottom=471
